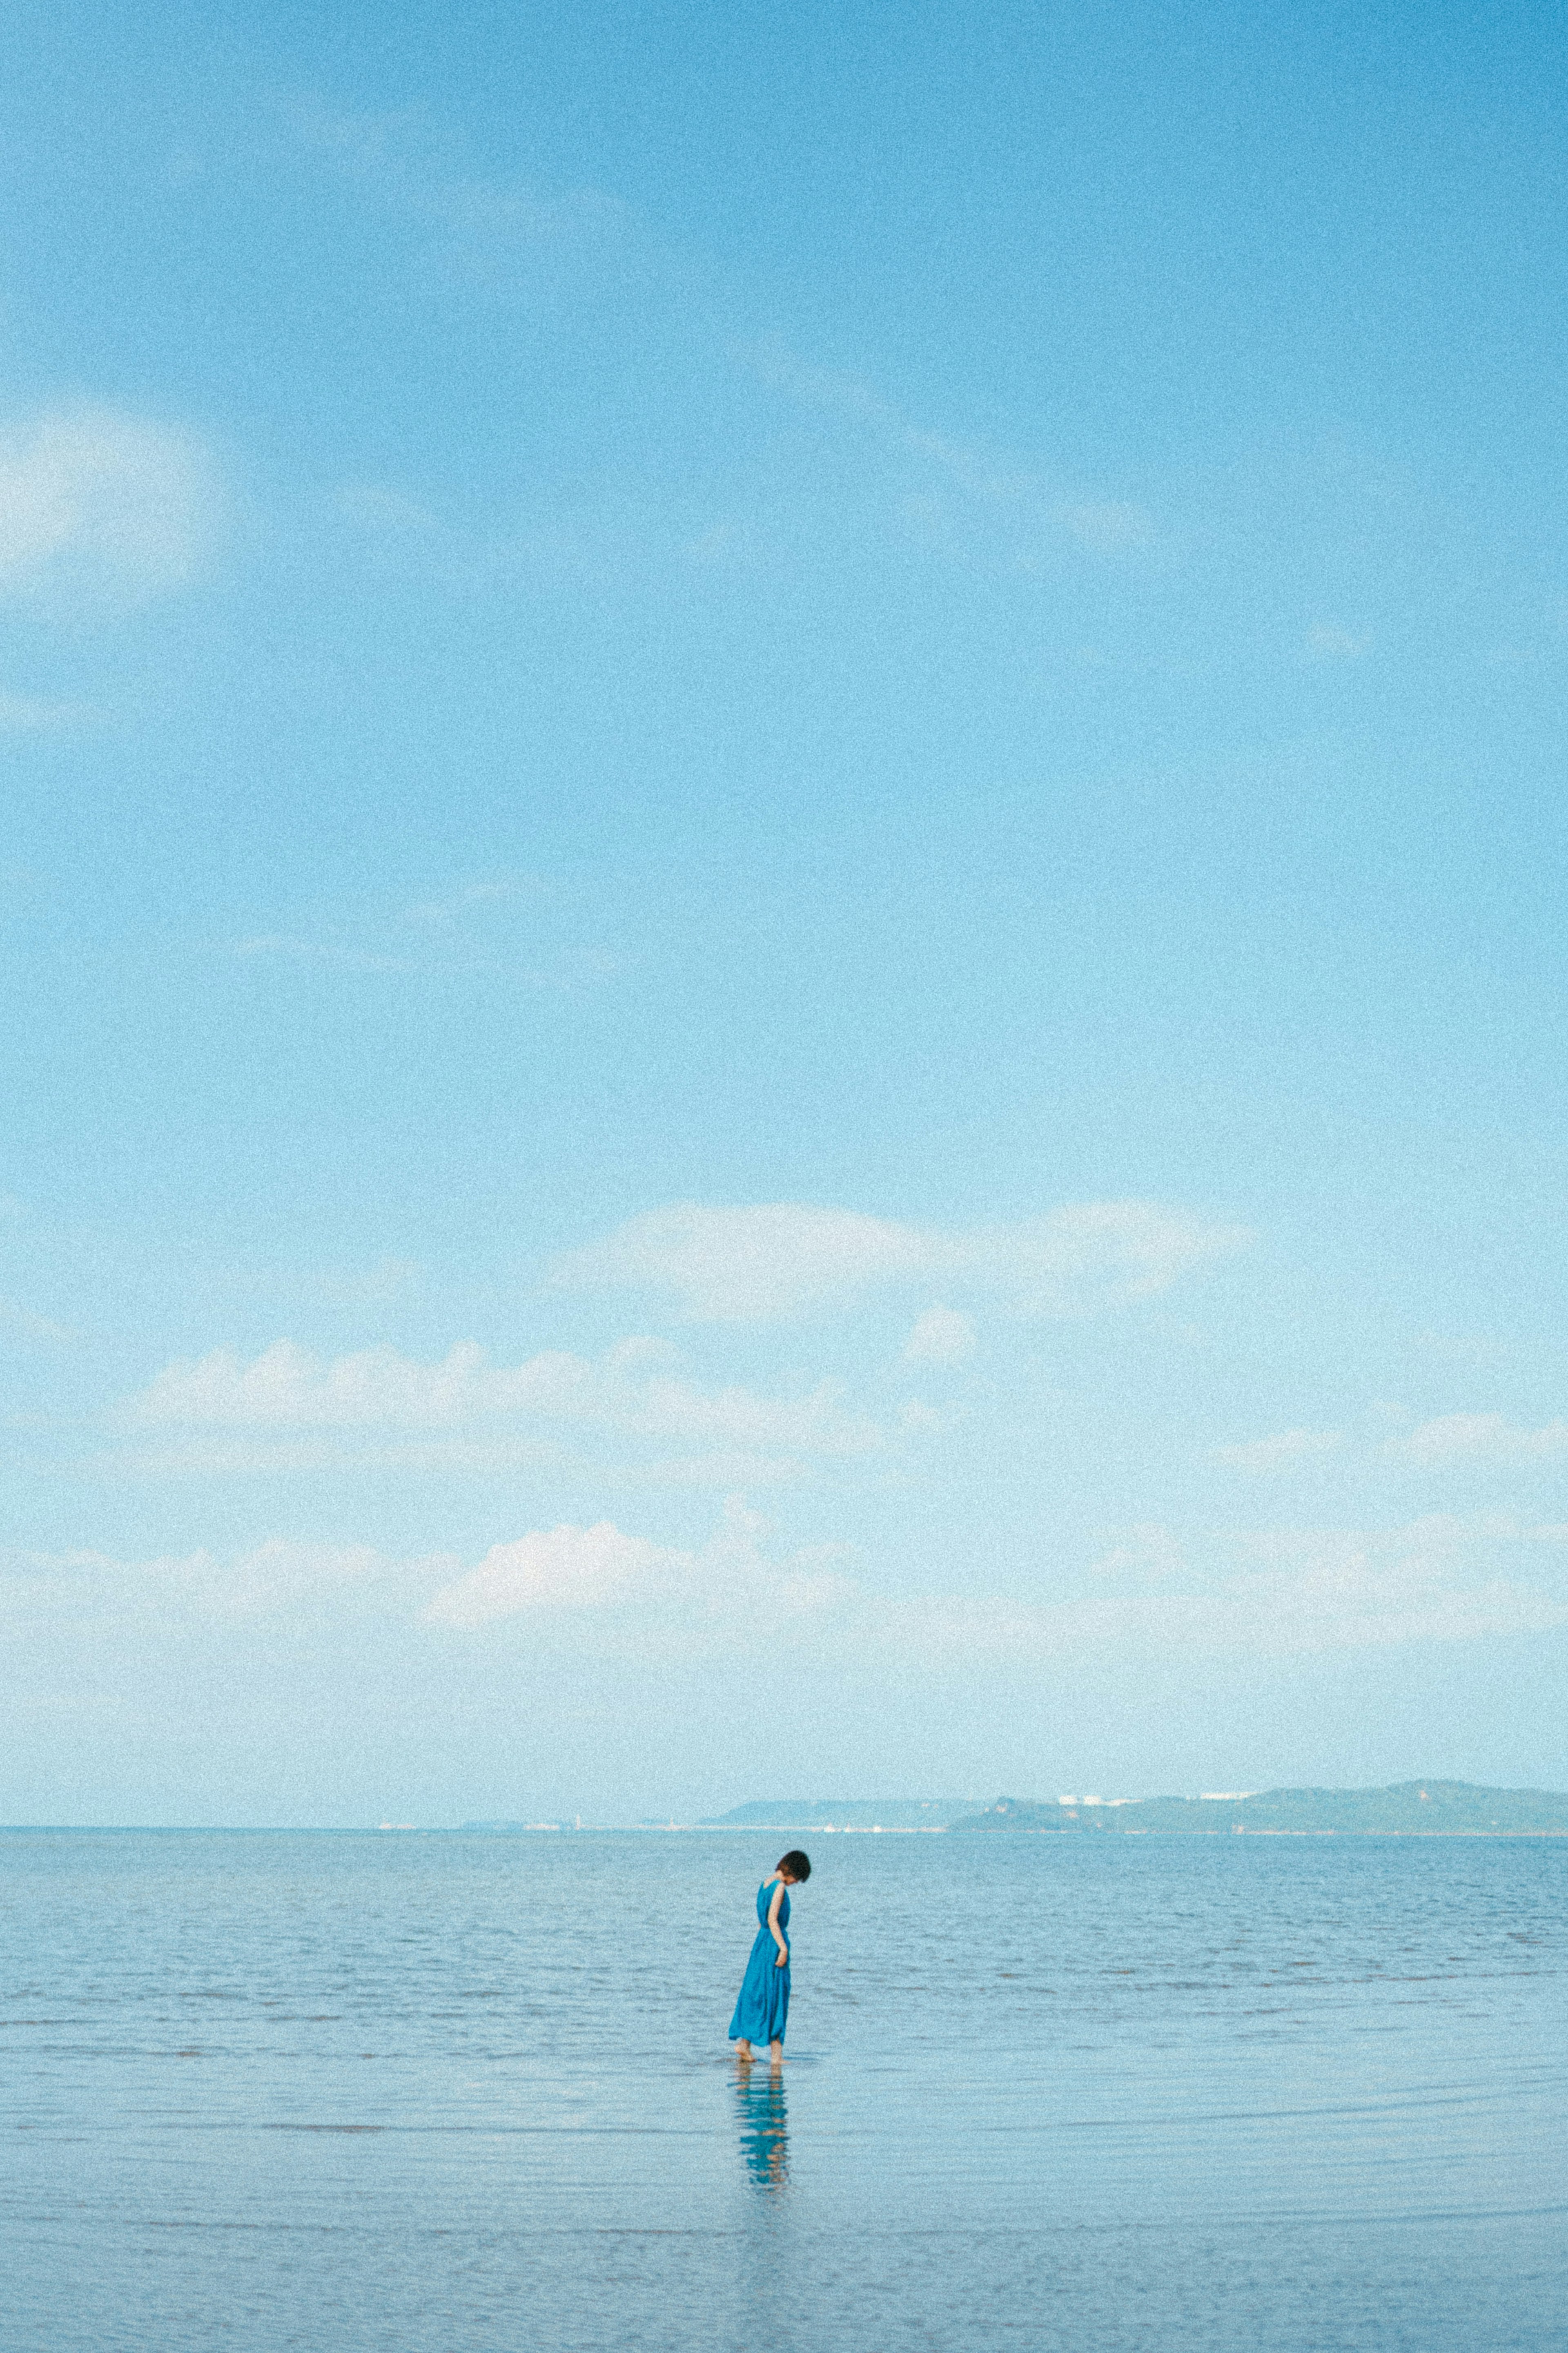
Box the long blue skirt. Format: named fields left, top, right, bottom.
left=728, top=1880, right=790, bottom=2043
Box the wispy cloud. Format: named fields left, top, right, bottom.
left=740, top=338, right=1156, bottom=572
left=125, top=1336, right=880, bottom=1457
left=1091, top=1522, right=1188, bottom=1579
left=285, top=96, right=630, bottom=279
left=331, top=483, right=444, bottom=536
left=229, top=877, right=611, bottom=986
left=1213, top=1427, right=1344, bottom=1472
left=1214, top=1407, right=1568, bottom=1476
left=13, top=1509, right=1563, bottom=1658
left=1386, top=1411, right=1568, bottom=1468
left=858, top=1511, right=1568, bottom=1658
left=0, top=1295, right=75, bottom=1344
left=1, top=1537, right=397, bottom=1622
left=232, top=933, right=424, bottom=974
left=902, top=1306, right=977, bottom=1365
left=419, top=1506, right=1568, bottom=1655
left=91, top=1431, right=575, bottom=1482
left=553, top=1199, right=1248, bottom=1323
left=742, top=339, right=1026, bottom=497
left=1305, top=622, right=1370, bottom=659
left=97, top=1436, right=816, bottom=1490
left=0, top=690, right=92, bottom=730
left=0, top=405, right=217, bottom=600
left=401, top=878, right=531, bottom=926
left=3, top=1501, right=847, bottom=1632
left=1065, top=501, right=1153, bottom=551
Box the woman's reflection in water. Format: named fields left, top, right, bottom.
left=733, top=2056, right=789, bottom=2190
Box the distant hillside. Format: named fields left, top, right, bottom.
left=949, top=1782, right=1568, bottom=1835
left=703, top=1799, right=976, bottom=1830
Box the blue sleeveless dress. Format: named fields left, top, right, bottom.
left=728, top=1878, right=790, bottom=2044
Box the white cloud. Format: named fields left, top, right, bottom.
left=553, top=1199, right=1247, bottom=1322
left=13, top=1510, right=1564, bottom=1659
left=1305, top=623, right=1370, bottom=658
left=1388, top=1412, right=1568, bottom=1467
left=1187, top=1515, right=1568, bottom=1651
left=205, top=1538, right=390, bottom=1612
left=1212, top=1410, right=1568, bottom=1476
left=740, top=340, right=1001, bottom=490
left=884, top=1514, right=1568, bottom=1660
left=94, top=1433, right=567, bottom=1481
left=739, top=340, right=1159, bottom=575
left=126, top=1336, right=879, bottom=1456
left=94, top=1432, right=813, bottom=1491
left=0, top=690, right=89, bottom=729
left=0, top=1294, right=74, bottom=1343
left=425, top=1497, right=854, bottom=1630
left=1091, top=1522, right=1188, bottom=1580
left=332, top=483, right=443, bottom=535
left=0, top=405, right=216, bottom=598
left=402, top=878, right=529, bottom=926
left=228, top=877, right=612, bottom=988
left=1, top=1538, right=392, bottom=1621
left=428, top=1507, right=1568, bottom=1654
left=898, top=1399, right=950, bottom=1435
left=1064, top=501, right=1152, bottom=551
left=1213, top=1427, right=1344, bottom=1471
left=6, top=1515, right=807, bottom=1634
left=287, top=97, right=628, bottom=267
left=903, top=1306, right=977, bottom=1365
left=232, top=934, right=422, bottom=973
left=555, top=1204, right=924, bottom=1319
left=426, top=1521, right=684, bottom=1625
left=0, top=1502, right=849, bottom=1633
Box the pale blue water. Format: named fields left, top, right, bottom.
left=2, top=1829, right=1563, bottom=2350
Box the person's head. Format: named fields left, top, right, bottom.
left=776, top=1850, right=811, bottom=1885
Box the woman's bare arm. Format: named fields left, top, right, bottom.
left=768, top=1880, right=789, bottom=1965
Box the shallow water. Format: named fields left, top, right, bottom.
left=2, top=1828, right=1563, bottom=2350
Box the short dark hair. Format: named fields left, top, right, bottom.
left=777, top=1849, right=811, bottom=1882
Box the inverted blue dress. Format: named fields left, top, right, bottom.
left=728, top=1878, right=790, bottom=2045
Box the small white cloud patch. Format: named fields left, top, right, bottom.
left=1388, top=1412, right=1568, bottom=1467
left=903, top=1306, right=977, bottom=1364
left=1305, top=623, right=1370, bottom=659
left=1213, top=1428, right=1344, bottom=1471
left=0, top=405, right=216, bottom=598
left=1064, top=500, right=1152, bottom=551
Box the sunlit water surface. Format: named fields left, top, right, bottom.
left=2, top=1829, right=1563, bottom=2349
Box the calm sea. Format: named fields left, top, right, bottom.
left=2, top=1827, right=1563, bottom=2350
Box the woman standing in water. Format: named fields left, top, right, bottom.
left=729, top=1851, right=810, bottom=2064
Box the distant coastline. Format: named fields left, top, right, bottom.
left=702, top=1782, right=1568, bottom=1836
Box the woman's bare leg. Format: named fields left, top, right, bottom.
left=735, top=2039, right=753, bottom=2061
left=768, top=2039, right=783, bottom=2066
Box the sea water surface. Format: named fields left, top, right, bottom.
left=2, top=1827, right=1563, bottom=2350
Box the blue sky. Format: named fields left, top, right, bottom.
left=4, top=0, right=1568, bottom=1823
